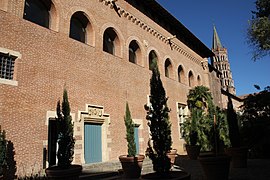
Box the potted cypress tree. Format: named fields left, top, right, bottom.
left=45, top=89, right=82, bottom=180
left=225, top=96, right=248, bottom=168
left=119, top=102, right=145, bottom=178
left=142, top=59, right=190, bottom=180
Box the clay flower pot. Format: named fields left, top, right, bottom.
left=119, top=154, right=145, bottom=178
left=167, top=149, right=178, bottom=168
left=45, top=164, right=82, bottom=180
left=186, top=145, right=201, bottom=160
left=199, top=154, right=231, bottom=180
left=225, top=146, right=248, bottom=168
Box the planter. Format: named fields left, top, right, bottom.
left=225, top=146, right=248, bottom=168
left=119, top=154, right=145, bottom=178
left=186, top=145, right=201, bottom=160
left=45, top=164, right=82, bottom=180
left=142, top=171, right=190, bottom=180
left=199, top=154, right=231, bottom=180
left=167, top=149, right=178, bottom=168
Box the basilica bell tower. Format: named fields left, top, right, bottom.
left=211, top=26, right=236, bottom=95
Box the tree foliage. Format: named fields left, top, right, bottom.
left=247, top=0, right=270, bottom=60
left=124, top=102, right=136, bottom=157
left=0, top=126, right=7, bottom=176
left=240, top=86, right=270, bottom=157
left=227, top=96, right=241, bottom=147
left=144, top=59, right=172, bottom=175
left=183, top=86, right=230, bottom=151
left=56, top=89, right=75, bottom=168
left=181, top=108, right=210, bottom=148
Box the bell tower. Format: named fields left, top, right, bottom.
left=211, top=26, right=236, bottom=95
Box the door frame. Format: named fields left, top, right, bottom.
left=80, top=104, right=110, bottom=164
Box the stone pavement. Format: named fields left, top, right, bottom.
left=175, top=155, right=270, bottom=180
left=81, top=155, right=270, bottom=179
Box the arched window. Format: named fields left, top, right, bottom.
left=69, top=11, right=89, bottom=43
left=178, top=65, right=184, bottom=83
left=103, top=28, right=118, bottom=55
left=129, top=40, right=140, bottom=64
left=164, top=58, right=172, bottom=78
left=188, top=71, right=194, bottom=87
left=197, top=75, right=201, bottom=86
left=148, top=50, right=157, bottom=70
left=23, top=0, right=51, bottom=28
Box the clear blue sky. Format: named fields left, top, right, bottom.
left=156, top=0, right=270, bottom=96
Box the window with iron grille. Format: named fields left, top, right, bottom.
left=0, top=53, right=16, bottom=80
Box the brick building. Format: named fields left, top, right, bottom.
left=0, top=0, right=235, bottom=175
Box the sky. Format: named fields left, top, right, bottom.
left=156, top=0, right=270, bottom=96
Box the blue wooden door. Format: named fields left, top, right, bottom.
left=134, top=126, right=139, bottom=154
left=84, top=123, right=102, bottom=163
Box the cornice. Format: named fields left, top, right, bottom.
left=99, top=0, right=202, bottom=66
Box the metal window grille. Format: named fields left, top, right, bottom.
left=0, top=54, right=16, bottom=80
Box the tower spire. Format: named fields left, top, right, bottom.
left=211, top=25, right=236, bottom=95
left=212, top=25, right=223, bottom=50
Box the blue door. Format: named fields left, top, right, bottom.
left=84, top=123, right=102, bottom=163
left=134, top=126, right=139, bottom=154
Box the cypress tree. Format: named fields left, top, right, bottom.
left=124, top=102, right=136, bottom=156
left=0, top=126, right=7, bottom=176
left=145, top=59, right=172, bottom=175
left=56, top=89, right=75, bottom=168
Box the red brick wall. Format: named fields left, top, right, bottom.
left=0, top=0, right=217, bottom=175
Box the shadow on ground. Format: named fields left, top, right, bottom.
left=175, top=155, right=270, bottom=180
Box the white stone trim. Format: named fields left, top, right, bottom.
left=0, top=47, right=22, bottom=58
left=0, top=78, right=18, bottom=86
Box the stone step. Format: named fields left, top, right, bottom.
left=81, top=157, right=154, bottom=179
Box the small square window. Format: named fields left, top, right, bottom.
left=0, top=48, right=21, bottom=86
left=0, top=53, right=16, bottom=80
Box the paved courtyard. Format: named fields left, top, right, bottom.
left=81, top=155, right=270, bottom=179
left=175, top=155, right=270, bottom=180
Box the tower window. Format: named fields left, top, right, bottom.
left=188, top=71, right=194, bottom=87
left=197, top=75, right=201, bottom=85
left=149, top=50, right=158, bottom=70
left=178, top=65, right=184, bottom=83
left=165, top=58, right=172, bottom=78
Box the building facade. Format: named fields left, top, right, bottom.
left=0, top=0, right=227, bottom=175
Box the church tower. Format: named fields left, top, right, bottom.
left=211, top=26, right=236, bottom=95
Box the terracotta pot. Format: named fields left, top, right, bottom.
left=141, top=171, right=191, bottom=180
left=45, top=164, right=82, bottom=180
left=199, top=154, right=231, bottom=180
left=167, top=149, right=178, bottom=167
left=119, top=154, right=145, bottom=178
left=225, top=146, right=248, bottom=168
left=186, top=145, right=201, bottom=160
